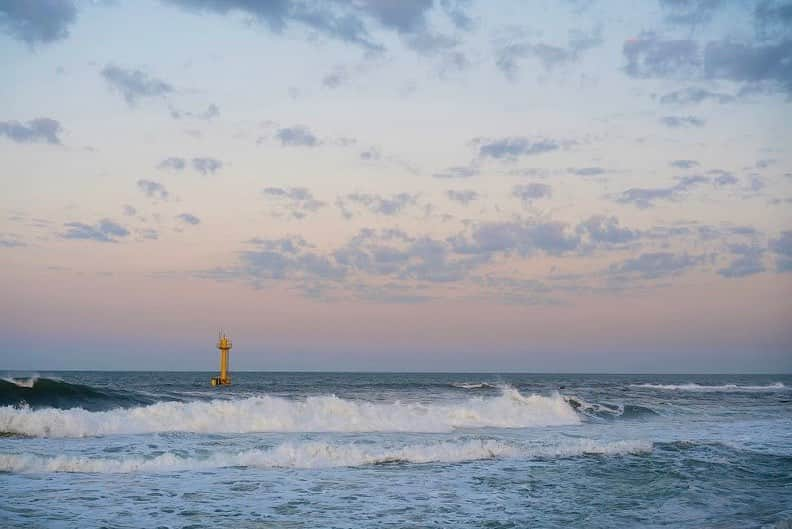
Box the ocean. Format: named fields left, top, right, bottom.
left=1, top=372, right=790, bottom=528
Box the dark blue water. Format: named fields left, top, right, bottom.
left=1, top=372, right=790, bottom=528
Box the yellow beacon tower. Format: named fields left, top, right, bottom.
left=211, top=331, right=232, bottom=386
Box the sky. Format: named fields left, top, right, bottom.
left=1, top=0, right=791, bottom=373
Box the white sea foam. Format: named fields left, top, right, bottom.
left=630, top=382, right=787, bottom=392
left=450, top=382, right=497, bottom=389
left=0, top=388, right=580, bottom=438
left=0, top=439, right=652, bottom=473
left=1, top=375, right=40, bottom=388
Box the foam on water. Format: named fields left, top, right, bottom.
left=0, top=438, right=652, bottom=473
left=630, top=382, right=787, bottom=392
left=0, top=387, right=580, bottom=438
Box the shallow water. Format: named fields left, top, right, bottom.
left=1, top=372, right=790, bottom=528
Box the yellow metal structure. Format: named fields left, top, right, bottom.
left=210, top=331, right=232, bottom=386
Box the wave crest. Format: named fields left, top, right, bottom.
left=0, top=438, right=651, bottom=473
left=630, top=382, right=787, bottom=392
left=0, top=388, right=580, bottom=438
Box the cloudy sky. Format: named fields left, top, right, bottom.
left=1, top=0, right=791, bottom=372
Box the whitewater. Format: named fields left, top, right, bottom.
left=1, top=372, right=790, bottom=529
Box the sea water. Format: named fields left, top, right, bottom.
left=1, top=372, right=790, bottom=528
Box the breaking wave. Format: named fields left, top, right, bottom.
left=630, top=382, right=787, bottom=392
left=0, top=439, right=652, bottom=473
left=0, top=377, right=159, bottom=411
left=0, top=388, right=580, bottom=438
left=563, top=396, right=657, bottom=419
left=450, top=382, right=497, bottom=390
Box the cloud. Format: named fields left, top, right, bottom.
left=609, top=252, right=706, bottom=279
left=433, top=165, right=479, bottom=179
left=0, top=117, right=62, bottom=144
left=670, top=159, right=700, bottom=169
left=576, top=215, right=639, bottom=245
left=101, top=65, right=173, bottom=105
left=62, top=219, right=129, bottom=243
left=239, top=236, right=346, bottom=281
left=623, top=32, right=699, bottom=78
left=262, top=187, right=325, bottom=219
left=450, top=220, right=581, bottom=256
left=446, top=189, right=479, bottom=205
left=0, top=0, right=77, bottom=45
left=275, top=126, right=319, bottom=147
left=718, top=244, right=766, bottom=278
left=624, top=32, right=792, bottom=96
left=708, top=169, right=738, bottom=186
left=755, top=1, right=792, bottom=40
left=477, top=137, right=561, bottom=159
left=0, top=234, right=25, bottom=248
left=660, top=115, right=705, bottom=127
left=137, top=179, right=170, bottom=200
left=122, top=205, right=137, bottom=216
left=158, top=157, right=186, bottom=170
left=176, top=213, right=201, bottom=225
left=512, top=183, right=552, bottom=203
left=496, top=26, right=602, bottom=79
left=616, top=175, right=708, bottom=208
left=568, top=167, right=606, bottom=176
left=337, top=192, right=418, bottom=217
left=659, top=0, right=724, bottom=26
left=165, top=0, right=374, bottom=48
left=659, top=86, right=736, bottom=104
left=770, top=231, right=792, bottom=271
left=192, top=157, right=223, bottom=174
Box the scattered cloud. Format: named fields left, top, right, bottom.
left=101, top=65, right=173, bottom=105
left=718, top=243, right=766, bottom=278
left=661, top=115, right=705, bottom=127
left=192, top=157, right=223, bottom=174
left=450, top=219, right=581, bottom=256
left=616, top=174, right=709, bottom=208
left=0, top=117, right=62, bottom=144
left=659, top=0, right=724, bottom=26
left=62, top=219, right=129, bottom=243
left=670, top=159, right=700, bottom=169
left=659, top=86, right=736, bottom=105
left=336, top=192, right=418, bottom=217
left=770, top=230, right=792, bottom=272
left=496, top=26, right=603, bottom=79
left=609, top=252, right=706, bottom=279
left=476, top=137, right=562, bottom=160
left=512, top=183, right=552, bottom=203
left=433, top=165, right=479, bottom=179
left=262, top=187, right=325, bottom=219
left=577, top=215, right=639, bottom=246
left=623, top=32, right=792, bottom=97
left=122, top=205, right=137, bottom=216
left=158, top=157, right=186, bottom=171
left=137, top=179, right=170, bottom=200
left=0, top=0, right=77, bottom=45
left=446, top=189, right=479, bottom=205
left=568, top=166, right=606, bottom=176
left=275, top=125, right=319, bottom=147
left=176, top=213, right=200, bottom=225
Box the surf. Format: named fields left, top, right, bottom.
left=0, top=376, right=160, bottom=411
left=0, top=387, right=580, bottom=438
left=0, top=438, right=652, bottom=473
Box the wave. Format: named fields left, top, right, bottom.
left=0, top=377, right=161, bottom=411
left=0, top=438, right=652, bottom=473
left=563, top=396, right=658, bottom=419
left=450, top=382, right=497, bottom=390
left=629, top=382, right=788, bottom=392
left=0, top=388, right=580, bottom=438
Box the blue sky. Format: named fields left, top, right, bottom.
left=1, top=0, right=791, bottom=372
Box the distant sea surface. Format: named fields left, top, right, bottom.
left=1, top=372, right=791, bottom=528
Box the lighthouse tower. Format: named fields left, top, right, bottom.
left=210, top=331, right=232, bottom=386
